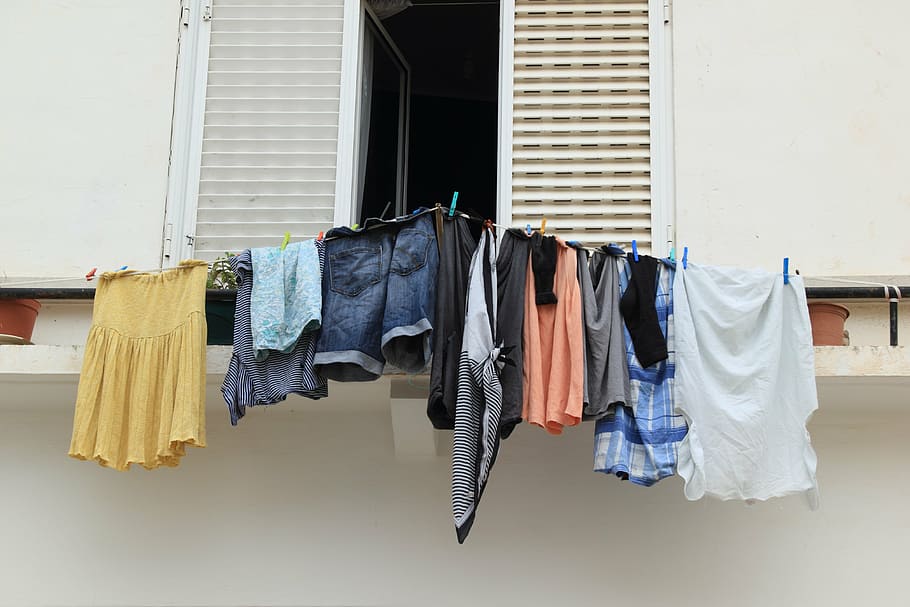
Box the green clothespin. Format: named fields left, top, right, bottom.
left=280, top=231, right=291, bottom=251
left=351, top=223, right=359, bottom=231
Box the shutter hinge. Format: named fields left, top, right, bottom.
left=186, top=234, right=196, bottom=247
left=202, top=1, right=213, bottom=21
left=663, top=0, right=671, bottom=23
left=164, top=223, right=174, bottom=258
left=180, top=0, right=190, bottom=26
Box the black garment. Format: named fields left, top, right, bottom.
left=531, top=233, right=558, bottom=305
left=619, top=253, right=668, bottom=367
left=427, top=213, right=477, bottom=429
left=496, top=229, right=531, bottom=439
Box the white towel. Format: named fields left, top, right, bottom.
left=673, top=263, right=819, bottom=508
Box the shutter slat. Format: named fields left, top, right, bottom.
left=209, top=44, right=341, bottom=59
left=204, top=111, right=339, bottom=126
left=195, top=0, right=342, bottom=260
left=205, top=97, right=339, bottom=111
left=215, top=6, right=343, bottom=19
left=511, top=0, right=651, bottom=248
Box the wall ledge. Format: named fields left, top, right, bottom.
left=1, top=344, right=908, bottom=380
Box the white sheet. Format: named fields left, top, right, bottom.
left=673, top=263, right=819, bottom=508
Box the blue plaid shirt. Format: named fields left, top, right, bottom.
left=593, top=257, right=688, bottom=486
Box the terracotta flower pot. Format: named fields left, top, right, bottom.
left=0, top=299, right=41, bottom=342
left=807, top=302, right=849, bottom=346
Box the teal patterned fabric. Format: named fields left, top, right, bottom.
left=250, top=239, right=322, bottom=361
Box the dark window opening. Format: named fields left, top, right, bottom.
left=358, top=0, right=500, bottom=224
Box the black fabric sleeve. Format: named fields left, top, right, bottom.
left=531, top=233, right=558, bottom=305
left=619, top=253, right=668, bottom=367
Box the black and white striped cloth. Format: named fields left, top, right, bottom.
left=452, top=228, right=505, bottom=544
left=222, top=246, right=328, bottom=425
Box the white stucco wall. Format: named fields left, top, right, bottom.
left=672, top=0, right=910, bottom=277
left=0, top=1, right=178, bottom=280
left=0, top=385, right=906, bottom=607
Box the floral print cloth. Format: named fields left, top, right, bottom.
left=250, top=239, right=323, bottom=361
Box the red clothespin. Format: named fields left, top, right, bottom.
left=85, top=268, right=98, bottom=281
left=317, top=231, right=324, bottom=241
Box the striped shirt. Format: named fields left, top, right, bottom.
left=221, top=246, right=328, bottom=426
left=593, top=257, right=688, bottom=486
left=452, top=228, right=504, bottom=544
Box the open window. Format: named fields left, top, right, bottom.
left=351, top=0, right=501, bottom=224
left=164, top=0, right=671, bottom=262
left=356, top=8, right=410, bottom=222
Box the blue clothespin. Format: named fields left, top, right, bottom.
left=669, top=247, right=676, bottom=263
left=526, top=224, right=532, bottom=236
left=783, top=257, right=790, bottom=285
left=448, top=191, right=459, bottom=217
left=682, top=246, right=688, bottom=269
left=631, top=240, right=639, bottom=262
left=117, top=265, right=128, bottom=271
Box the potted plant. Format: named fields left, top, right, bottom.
left=0, top=298, right=41, bottom=344
left=807, top=302, right=850, bottom=346
left=205, top=253, right=237, bottom=345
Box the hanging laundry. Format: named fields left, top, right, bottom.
left=495, top=228, right=532, bottom=439
left=222, top=247, right=327, bottom=426
left=531, top=232, right=559, bottom=304
left=427, top=213, right=476, bottom=430
left=594, top=257, right=687, bottom=486
left=315, top=210, right=439, bottom=380
left=522, top=236, right=584, bottom=435
left=620, top=253, right=668, bottom=367
left=452, top=226, right=505, bottom=544
left=580, top=248, right=630, bottom=419
left=69, top=260, right=208, bottom=470
left=673, top=263, right=819, bottom=507
left=250, top=239, right=322, bottom=360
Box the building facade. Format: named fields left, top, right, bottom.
left=1, top=1, right=908, bottom=605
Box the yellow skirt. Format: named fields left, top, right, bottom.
left=69, top=260, right=208, bottom=470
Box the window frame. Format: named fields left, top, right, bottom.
left=166, top=0, right=675, bottom=259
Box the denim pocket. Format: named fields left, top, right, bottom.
left=329, top=246, right=382, bottom=297
left=391, top=229, right=432, bottom=276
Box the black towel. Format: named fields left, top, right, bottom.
left=619, top=253, right=668, bottom=367
left=531, top=233, right=558, bottom=305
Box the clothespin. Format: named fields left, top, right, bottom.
left=351, top=223, right=359, bottom=231
left=540, top=218, right=547, bottom=235
left=669, top=247, right=676, bottom=263
left=526, top=224, right=532, bottom=236
left=783, top=257, right=790, bottom=285
left=117, top=266, right=128, bottom=271
left=682, top=246, right=688, bottom=269
left=631, top=240, right=639, bottom=262
left=317, top=231, right=324, bottom=241
left=85, top=268, right=97, bottom=281
left=280, top=232, right=291, bottom=251
left=448, top=191, right=459, bottom=217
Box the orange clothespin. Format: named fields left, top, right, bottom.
left=317, top=231, right=324, bottom=241
left=85, top=268, right=98, bottom=281
left=540, top=218, right=547, bottom=235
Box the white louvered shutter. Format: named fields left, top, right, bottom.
left=511, top=0, right=651, bottom=250
left=194, top=0, right=343, bottom=260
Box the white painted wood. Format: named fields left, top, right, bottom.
left=506, top=0, right=655, bottom=249
left=647, top=0, right=675, bottom=257
left=333, top=0, right=364, bottom=227
left=192, top=0, right=345, bottom=260
left=496, top=0, right=515, bottom=229
left=164, top=0, right=213, bottom=264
